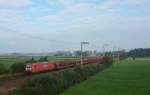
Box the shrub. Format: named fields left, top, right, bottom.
left=25, top=57, right=36, bottom=63
left=39, top=56, right=48, bottom=62
left=0, top=63, right=9, bottom=75
left=101, top=56, right=113, bottom=67
left=62, top=70, right=80, bottom=88
left=10, top=62, right=26, bottom=73
left=73, top=66, right=88, bottom=80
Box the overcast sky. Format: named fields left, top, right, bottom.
left=0, top=0, right=150, bottom=53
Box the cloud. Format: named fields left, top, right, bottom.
left=39, top=2, right=150, bottom=50
left=0, top=0, right=150, bottom=53
left=0, top=9, right=25, bottom=30
left=58, top=0, right=76, bottom=7
left=95, top=0, right=121, bottom=11
left=62, top=3, right=92, bottom=15
left=61, top=0, right=150, bottom=15
left=0, top=0, right=32, bottom=8
left=127, top=0, right=150, bottom=14
left=127, top=0, right=146, bottom=5
left=40, top=0, right=150, bottom=35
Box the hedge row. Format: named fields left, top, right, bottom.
left=8, top=57, right=113, bottom=95
left=0, top=58, right=35, bottom=75
left=0, top=62, right=27, bottom=75
left=0, top=63, right=9, bottom=74
left=10, top=62, right=27, bottom=74
left=101, top=56, right=113, bottom=67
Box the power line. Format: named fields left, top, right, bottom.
left=0, top=26, right=104, bottom=52
left=0, top=26, right=79, bottom=45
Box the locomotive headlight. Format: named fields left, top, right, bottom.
left=26, top=64, right=32, bottom=71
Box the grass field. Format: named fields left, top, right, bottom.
left=61, top=60, right=150, bottom=95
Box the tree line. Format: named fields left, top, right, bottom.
left=128, top=48, right=150, bottom=58
left=115, top=48, right=150, bottom=60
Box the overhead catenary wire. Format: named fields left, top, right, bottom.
left=0, top=26, right=79, bottom=45
left=0, top=26, right=104, bottom=52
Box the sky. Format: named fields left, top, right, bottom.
left=0, top=0, right=150, bottom=53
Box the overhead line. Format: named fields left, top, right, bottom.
left=0, top=27, right=79, bottom=45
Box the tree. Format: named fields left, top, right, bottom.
left=0, top=63, right=9, bottom=74
left=25, top=57, right=36, bottom=63
left=39, top=56, right=48, bottom=62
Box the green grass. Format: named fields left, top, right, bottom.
left=61, top=60, right=150, bottom=95
left=0, top=56, right=29, bottom=68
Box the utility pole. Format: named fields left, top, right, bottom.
left=81, top=42, right=89, bottom=65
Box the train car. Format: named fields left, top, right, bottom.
left=85, top=56, right=103, bottom=64
left=54, top=60, right=77, bottom=69
left=25, top=62, right=55, bottom=73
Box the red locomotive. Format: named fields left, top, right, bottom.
left=25, top=62, right=55, bottom=73
left=25, top=56, right=102, bottom=74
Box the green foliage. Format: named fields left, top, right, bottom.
left=62, top=70, right=81, bottom=88
left=101, top=56, right=113, bottom=67
left=73, top=51, right=91, bottom=57
left=74, top=66, right=87, bottom=80
left=0, top=63, right=9, bottom=74
left=128, top=48, right=150, bottom=58
left=8, top=63, right=109, bottom=95
left=39, top=56, right=48, bottom=62
left=10, top=62, right=26, bottom=73
left=25, top=57, right=36, bottom=63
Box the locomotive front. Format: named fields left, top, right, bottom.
left=25, top=64, right=32, bottom=73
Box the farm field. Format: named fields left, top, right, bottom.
left=61, top=60, right=150, bottom=95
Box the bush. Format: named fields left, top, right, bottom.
left=8, top=57, right=113, bottom=95
left=74, top=66, right=88, bottom=80
left=0, top=63, right=9, bottom=75
left=39, top=56, right=48, bottom=62
left=25, top=57, right=36, bottom=63
left=62, top=70, right=80, bottom=88
left=101, top=56, right=113, bottom=67
left=10, top=62, right=26, bottom=73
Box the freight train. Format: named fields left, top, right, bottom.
left=25, top=56, right=103, bottom=74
